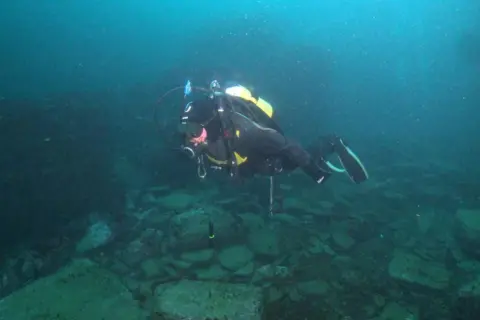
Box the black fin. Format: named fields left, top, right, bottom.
left=333, top=137, right=368, bottom=184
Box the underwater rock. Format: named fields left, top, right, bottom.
left=458, top=275, right=480, bottom=298
left=266, top=286, right=285, bottom=303
left=1, top=273, right=7, bottom=290
left=379, top=302, right=417, bottom=320
left=247, top=228, right=281, bottom=257
left=288, top=287, right=303, bottom=302
left=271, top=213, right=302, bottom=225
left=454, top=208, right=480, bottom=258
left=119, top=239, right=146, bottom=267
left=0, top=259, right=145, bottom=319
left=195, top=264, right=229, bottom=280
left=234, top=261, right=255, bottom=277
left=318, top=200, right=335, bottom=210
left=180, top=249, right=214, bottom=264
left=140, top=258, right=164, bottom=279
left=457, top=259, right=480, bottom=273
left=167, top=257, right=192, bottom=270
left=238, top=212, right=265, bottom=231
left=153, top=280, right=263, bottom=320
left=296, top=279, right=330, bottom=296
left=416, top=208, right=436, bottom=235
left=373, top=294, right=386, bottom=308
left=283, top=197, right=306, bottom=210
left=169, top=206, right=238, bottom=251
left=282, top=197, right=320, bottom=215
left=308, top=236, right=325, bottom=254
left=388, top=249, right=450, bottom=290
left=159, top=192, right=198, bottom=210
left=251, top=264, right=290, bottom=284
left=332, top=231, right=355, bottom=250
left=117, top=228, right=164, bottom=267
left=218, top=245, right=254, bottom=271
left=76, top=220, right=112, bottom=253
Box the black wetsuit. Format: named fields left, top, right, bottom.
left=204, top=111, right=331, bottom=183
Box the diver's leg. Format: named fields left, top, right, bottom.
left=309, top=134, right=368, bottom=184
left=248, top=129, right=331, bottom=183
left=280, top=139, right=332, bottom=184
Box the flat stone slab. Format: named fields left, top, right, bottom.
left=388, top=249, right=450, bottom=290
left=0, top=259, right=144, bottom=320
left=155, top=280, right=263, bottom=320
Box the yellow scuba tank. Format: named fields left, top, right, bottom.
left=225, top=85, right=274, bottom=118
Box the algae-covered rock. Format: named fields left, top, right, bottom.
left=159, top=192, right=198, bottom=210
left=154, top=280, right=263, bottom=320
left=388, top=249, right=450, bottom=290
left=169, top=206, right=238, bottom=251
left=234, top=261, right=255, bottom=277
left=218, top=245, right=254, bottom=271
left=379, top=302, right=417, bottom=320
left=454, top=208, right=480, bottom=258
left=140, top=258, right=164, bottom=279
left=296, top=279, right=330, bottom=296
left=195, top=264, right=229, bottom=280
left=76, top=220, right=112, bottom=253
left=332, top=232, right=355, bottom=250
left=180, top=249, right=214, bottom=263
left=238, top=213, right=265, bottom=231
left=247, top=228, right=281, bottom=257
left=458, top=275, right=480, bottom=297
left=0, top=259, right=144, bottom=320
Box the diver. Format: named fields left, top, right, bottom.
left=166, top=80, right=368, bottom=185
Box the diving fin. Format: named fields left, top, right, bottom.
left=332, top=137, right=368, bottom=184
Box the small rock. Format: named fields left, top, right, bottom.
left=323, top=244, right=336, bottom=256
left=169, top=259, right=192, bottom=270
left=180, top=249, right=214, bottom=263
left=459, top=275, right=480, bottom=297
left=238, top=213, right=265, bottom=231
left=373, top=294, right=386, bottom=308
left=296, top=279, right=330, bottom=296
left=195, top=264, right=229, bottom=280
left=170, top=207, right=237, bottom=251
left=288, top=287, right=303, bottom=302
left=76, top=220, right=112, bottom=253
left=279, top=184, right=292, bottom=191
left=141, top=259, right=163, bottom=278
left=454, top=208, right=480, bottom=258
left=251, top=265, right=290, bottom=284
left=318, top=201, right=334, bottom=209
left=308, top=237, right=324, bottom=254
left=160, top=192, right=197, bottom=210
left=332, top=232, right=355, bottom=250
left=380, top=302, right=416, bottom=320
left=1, top=273, right=8, bottom=289
left=234, top=262, right=255, bottom=277
left=248, top=229, right=281, bottom=257
left=267, top=286, right=285, bottom=303
left=271, top=214, right=301, bottom=225
left=219, top=246, right=254, bottom=271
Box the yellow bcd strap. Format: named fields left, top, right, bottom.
left=206, top=152, right=247, bottom=166
left=206, top=129, right=248, bottom=166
